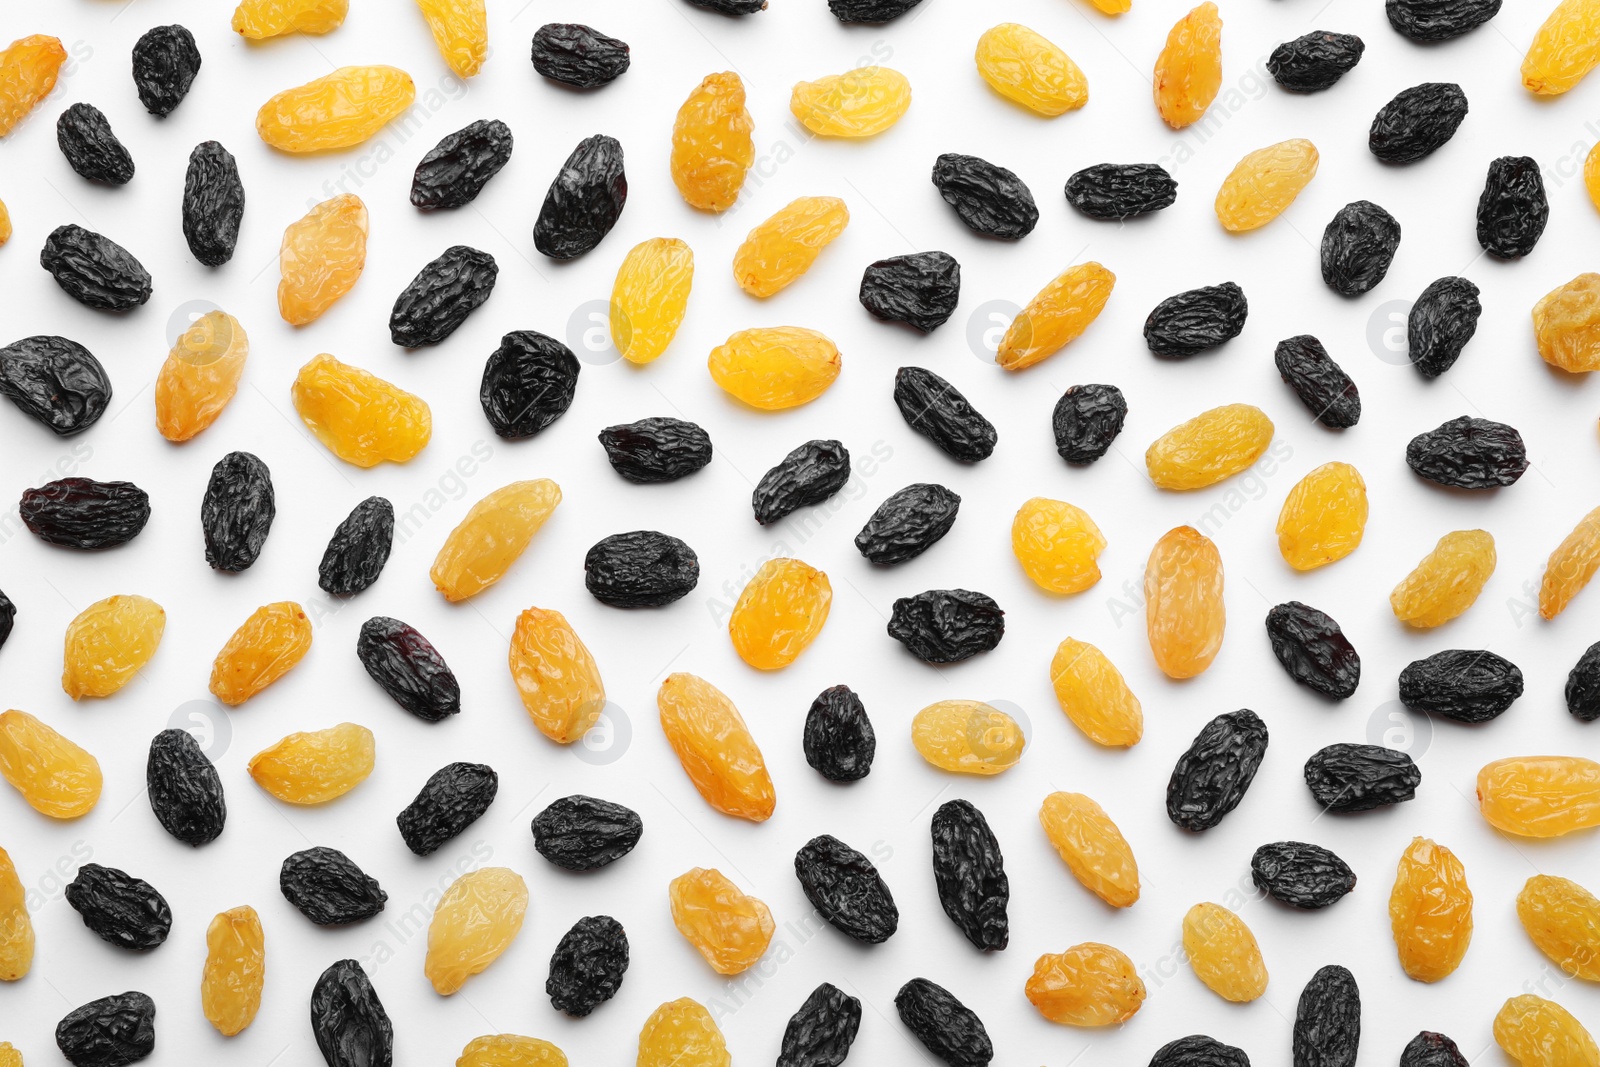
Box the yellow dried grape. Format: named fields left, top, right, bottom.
left=1540, top=505, right=1600, bottom=618
left=0, top=845, right=34, bottom=981
left=708, top=327, right=841, bottom=410
left=1517, top=874, right=1600, bottom=981
left=0, top=35, right=67, bottom=137
left=1183, top=902, right=1267, bottom=1002
left=1588, top=144, right=1600, bottom=214
left=1145, top=525, right=1225, bottom=679
left=668, top=868, right=775, bottom=975
left=733, top=197, right=849, bottom=299
left=247, top=722, right=374, bottom=805
left=0, top=710, right=102, bottom=819
left=232, top=0, right=348, bottom=39
left=61, top=594, right=166, bottom=700
left=1025, top=943, right=1146, bottom=1027
left=278, top=194, right=368, bottom=326
left=0, top=198, right=10, bottom=246
left=430, top=480, right=561, bottom=602
left=458, top=1036, right=568, bottom=1067
left=657, top=673, right=775, bottom=822
left=257, top=66, right=415, bottom=153
left=1215, top=139, right=1319, bottom=232
left=1049, top=640, right=1141, bottom=747
left=155, top=310, right=248, bottom=442
left=1479, top=756, right=1600, bottom=838
left=1153, top=3, right=1221, bottom=128
left=728, top=558, right=831, bottom=670
left=912, top=700, right=1026, bottom=776
left=1522, top=0, right=1600, bottom=95
left=975, top=23, right=1088, bottom=117
left=0, top=1044, right=17, bottom=1067
left=1533, top=273, right=1600, bottom=372
left=671, top=72, right=754, bottom=213
left=790, top=66, right=911, bottom=138
left=209, top=602, right=311, bottom=706
left=997, top=262, right=1115, bottom=371
left=1012, top=498, right=1105, bottom=595
left=1494, top=995, right=1600, bottom=1067
left=1083, top=0, right=1131, bottom=11
left=1145, top=403, right=1273, bottom=490
left=292, top=354, right=431, bottom=467
left=637, top=998, right=730, bottom=1067
left=508, top=607, right=605, bottom=744
left=1277, top=462, right=1367, bottom=571
left=1390, top=529, right=1495, bottom=628
left=426, top=867, right=528, bottom=995
left=201, top=905, right=264, bottom=1037
left=416, top=0, right=486, bottom=78
left=612, top=239, right=694, bottom=365
left=1038, top=791, right=1139, bottom=907
left=1389, top=837, right=1473, bottom=983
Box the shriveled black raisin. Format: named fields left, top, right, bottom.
left=182, top=141, right=244, bottom=267
left=1268, top=31, right=1365, bottom=92
left=1387, top=0, right=1501, bottom=41
left=146, top=728, right=225, bottom=847
left=684, top=0, right=767, bottom=12
left=411, top=119, right=513, bottom=210
left=1293, top=965, right=1360, bottom=1067
left=41, top=225, right=152, bottom=311
left=895, top=978, right=992, bottom=1067
left=1398, top=648, right=1523, bottom=723
left=1304, top=744, right=1420, bottom=813
left=21, top=477, right=150, bottom=550
left=1251, top=841, right=1356, bottom=909
left=1166, top=709, right=1269, bottom=832
left=131, top=25, right=200, bottom=117
left=1565, top=640, right=1600, bottom=723
left=1274, top=335, right=1361, bottom=428
left=795, top=835, right=898, bottom=943
left=855, top=483, right=960, bottom=565
left=888, top=588, right=1003, bottom=663
left=1400, top=1031, right=1469, bottom=1067
left=1149, top=1035, right=1252, bottom=1067
left=389, top=245, right=497, bottom=347
left=829, top=0, right=922, bottom=20
left=1408, top=276, right=1481, bottom=378
left=1477, top=155, right=1547, bottom=259
left=547, top=915, right=629, bottom=1017
left=532, top=795, right=643, bottom=872
left=201, top=450, right=275, bottom=572
left=1406, top=416, right=1527, bottom=488
left=1369, top=83, right=1469, bottom=163
left=1064, top=163, right=1177, bottom=219
left=584, top=530, right=699, bottom=607
left=396, top=762, right=498, bottom=856
left=779, top=982, right=862, bottom=1067
left=859, top=252, right=961, bottom=332
left=280, top=848, right=387, bottom=926
left=599, top=417, right=712, bottom=483
left=356, top=616, right=460, bottom=723
left=0, top=335, right=111, bottom=436
left=931, top=153, right=1038, bottom=239
left=66, top=864, right=172, bottom=950
left=534, top=134, right=626, bottom=260
left=930, top=799, right=1008, bottom=951
left=318, top=497, right=394, bottom=596
left=311, top=959, right=392, bottom=1067
left=1144, top=282, right=1247, bottom=357
left=753, top=439, right=851, bottom=525
left=56, top=991, right=156, bottom=1067
left=57, top=103, right=134, bottom=184
left=0, top=589, right=14, bottom=652
left=1321, top=201, right=1401, bottom=296
left=1265, top=601, right=1361, bottom=699
left=531, top=24, right=630, bottom=89
left=894, top=366, right=997, bottom=462
left=803, top=685, right=876, bottom=782
left=480, top=330, right=580, bottom=439
left=1053, top=384, right=1126, bottom=464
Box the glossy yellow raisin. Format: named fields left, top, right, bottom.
left=708, top=327, right=841, bottom=410
left=209, top=602, right=311, bottom=706
left=278, top=194, right=368, bottom=326
left=671, top=72, right=754, bottom=213
left=1012, top=498, right=1105, bottom=595
left=291, top=354, right=431, bottom=467
left=1049, top=641, right=1141, bottom=747
left=790, top=67, right=911, bottom=138
left=459, top=1036, right=568, bottom=1067
left=1587, top=144, right=1600, bottom=214
left=997, top=262, right=1115, bottom=370
left=425, top=867, right=527, bottom=995
left=657, top=673, right=775, bottom=822
left=155, top=310, right=248, bottom=442
left=1533, top=273, right=1600, bottom=372
left=1215, top=139, right=1319, bottom=232
left=1145, top=525, right=1225, bottom=679
left=0, top=710, right=102, bottom=819
left=0, top=35, right=67, bottom=137
left=1479, top=756, right=1600, bottom=838
left=1083, top=0, right=1131, bottom=11
left=912, top=700, right=1026, bottom=776
left=1025, top=943, right=1146, bottom=1027
left=1495, top=995, right=1600, bottom=1067
left=1522, top=0, right=1600, bottom=95
left=1183, top=903, right=1267, bottom=1002
left=0, top=1042, right=17, bottom=1067
left=1146, top=404, right=1273, bottom=490
left=430, top=480, right=561, bottom=602
left=1390, top=529, right=1495, bottom=628
left=1518, top=874, right=1600, bottom=981
left=728, top=558, right=831, bottom=670
left=232, top=0, right=348, bottom=39
left=257, top=66, right=415, bottom=153
left=0, top=198, right=11, bottom=247
left=637, top=998, right=730, bottom=1067
left=975, top=24, right=1088, bottom=116
left=668, top=868, right=775, bottom=975
left=1153, top=3, right=1221, bottom=128
left=612, top=239, right=694, bottom=365
left=733, top=197, right=849, bottom=299
left=61, top=594, right=166, bottom=701
left=247, top=723, right=374, bottom=805
left=1388, top=837, right=1472, bottom=983
left=1540, top=505, right=1600, bottom=618
left=0, top=845, right=34, bottom=981
left=416, top=0, right=486, bottom=78
left=509, top=607, right=605, bottom=744
left=1038, top=792, right=1139, bottom=907
left=201, top=905, right=264, bottom=1037
left=1277, top=461, right=1367, bottom=571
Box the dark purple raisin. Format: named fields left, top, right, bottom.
left=1265, top=602, right=1361, bottom=699
left=480, top=330, right=580, bottom=439
left=859, top=251, right=961, bottom=332
left=145, top=729, right=226, bottom=847
left=201, top=451, right=275, bottom=572
left=829, top=0, right=922, bottom=20
left=547, top=915, right=629, bottom=1017
left=794, top=835, right=898, bottom=944
left=803, top=685, right=876, bottom=782
left=1304, top=744, right=1420, bottom=813
left=894, top=978, right=992, bottom=1067
left=1251, top=841, right=1356, bottom=909
left=1293, top=965, right=1360, bottom=1067
left=778, top=982, right=862, bottom=1067
left=584, top=530, right=699, bottom=607
left=532, top=795, right=643, bottom=872
left=1166, top=710, right=1269, bottom=832
left=533, top=134, right=626, bottom=260
left=1477, top=155, right=1547, bottom=259
left=894, top=366, right=997, bottom=462
left=599, top=417, right=713, bottom=484
left=41, top=225, right=152, bottom=311
left=1144, top=282, right=1247, bottom=358
left=57, top=103, right=135, bottom=184
left=1064, top=163, right=1177, bottom=219
left=930, top=799, right=1008, bottom=951
left=396, top=762, right=498, bottom=856
left=21, top=477, right=150, bottom=550
left=753, top=439, right=851, bottom=525
left=389, top=245, right=497, bottom=347
left=1408, top=276, right=1481, bottom=378
left=280, top=848, right=387, bottom=926
left=1053, top=384, right=1127, bottom=464
left=0, top=335, right=111, bottom=435
left=888, top=588, right=1004, bottom=663
left=65, top=864, right=171, bottom=950
left=1274, top=335, right=1361, bottom=428
left=1369, top=83, right=1469, bottom=163
left=1149, top=1035, right=1251, bottom=1067
left=318, top=497, right=394, bottom=596
left=356, top=616, right=460, bottom=723
left=311, top=959, right=392, bottom=1067
left=1320, top=200, right=1401, bottom=296
left=1406, top=416, right=1527, bottom=488
left=683, top=0, right=767, bottom=12
left=1565, top=640, right=1600, bottom=723
left=131, top=25, right=200, bottom=116
left=531, top=24, right=630, bottom=89
left=1398, top=648, right=1523, bottom=723
left=56, top=991, right=156, bottom=1067
left=1400, top=1031, right=1469, bottom=1067
left=1268, top=31, right=1365, bottom=92
left=0, top=589, right=14, bottom=652
left=182, top=140, right=244, bottom=266
left=1387, top=0, right=1501, bottom=41
left=855, top=483, right=960, bottom=565
left=411, top=119, right=513, bottom=210
left=931, top=153, right=1038, bottom=239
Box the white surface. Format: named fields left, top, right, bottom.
left=2, top=0, right=1600, bottom=1063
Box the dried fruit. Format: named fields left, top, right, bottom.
left=998, top=261, right=1115, bottom=370
left=1049, top=640, right=1141, bottom=747
left=201, top=906, right=262, bottom=1036
left=896, top=978, right=992, bottom=1065
left=611, top=238, right=693, bottom=364
left=931, top=153, right=1038, bottom=238
left=1478, top=156, right=1548, bottom=258
left=1214, top=139, right=1319, bottom=232
left=671, top=72, right=753, bottom=212
left=280, top=847, right=386, bottom=926
left=729, top=558, right=831, bottom=669
left=1409, top=276, right=1481, bottom=377
left=1154, top=3, right=1222, bottom=128
left=509, top=607, right=605, bottom=743
left=1024, top=943, right=1144, bottom=1027
left=1534, top=273, right=1600, bottom=372
left=132, top=25, right=200, bottom=117
left=389, top=246, right=497, bottom=347
left=1401, top=1032, right=1469, bottom=1067
left=686, top=0, right=766, bottom=12
left=1369, top=83, right=1469, bottom=164
left=425, top=867, right=527, bottom=995
left=734, top=197, right=849, bottom=298
left=803, top=685, right=876, bottom=781
left=1321, top=201, right=1400, bottom=296
left=1146, top=404, right=1273, bottom=489
left=57, top=104, right=135, bottom=185
left=1277, top=462, right=1368, bottom=571
left=0, top=590, right=12, bottom=653
left=248, top=723, right=374, bottom=805
left=1268, top=31, right=1364, bottom=92
left=1568, top=641, right=1600, bottom=721
left=778, top=983, right=861, bottom=1067
left=1400, top=649, right=1522, bottom=723
left=637, top=999, right=729, bottom=1067
left=0, top=35, right=67, bottom=136
left=1305, top=743, right=1421, bottom=813
left=410, top=119, right=512, bottom=209
left=930, top=799, right=1008, bottom=951
left=794, top=835, right=898, bottom=942
left=40, top=226, right=152, bottom=311
left=830, top=0, right=923, bottom=20
left=181, top=141, right=244, bottom=267
left=1167, top=710, right=1267, bottom=831
left=1144, top=282, right=1246, bottom=358
left=599, top=418, right=710, bottom=484
left=912, top=700, right=1024, bottom=774
left=1251, top=841, right=1356, bottom=909
left=708, top=327, right=840, bottom=410
left=534, top=135, right=626, bottom=260
left=22, top=478, right=149, bottom=551
left=1522, top=0, right=1600, bottom=94
left=146, top=728, right=225, bottom=846
left=66, top=864, right=171, bottom=951
left=975, top=24, right=1087, bottom=116
left=547, top=915, right=628, bottom=1016
left=1053, top=384, right=1126, bottom=463
left=415, top=0, right=486, bottom=78
left=1494, top=995, right=1599, bottom=1066
left=531, top=795, right=642, bottom=871
left=155, top=311, right=245, bottom=442
left=310, top=959, right=391, bottom=1067
left=209, top=602, right=311, bottom=705
left=1275, top=335, right=1360, bottom=428
left=1151, top=1037, right=1250, bottom=1067
left=1390, top=529, right=1495, bottom=627
left=1517, top=874, right=1600, bottom=980
left=1183, top=903, right=1266, bottom=1002
left=293, top=354, right=431, bottom=466
left=669, top=867, right=774, bottom=974
left=1145, top=525, right=1225, bottom=678
left=318, top=497, right=394, bottom=596
left=1038, top=792, right=1138, bottom=906
left=396, top=763, right=495, bottom=855
left=56, top=992, right=155, bottom=1067
left=857, top=483, right=960, bottom=565
left=480, top=330, right=580, bottom=438
left=430, top=479, right=561, bottom=601
left=1010, top=497, right=1104, bottom=594
left=585, top=531, right=698, bottom=608
left=890, top=589, right=1004, bottom=663
left=278, top=195, right=367, bottom=325
left=894, top=366, right=997, bottom=462
left=791, top=66, right=910, bottom=137
left=232, top=0, right=348, bottom=38
left=358, top=617, right=459, bottom=722
left=0, top=710, right=102, bottom=818
left=532, top=23, right=630, bottom=88
left=1265, top=602, right=1360, bottom=699
left=753, top=439, right=850, bottom=524
left=1478, top=756, right=1600, bottom=837
left=1389, top=0, right=1501, bottom=38
left=201, top=451, right=275, bottom=572
left=256, top=66, right=415, bottom=152
left=0, top=845, right=33, bottom=980
left=1294, top=965, right=1360, bottom=1067
left=859, top=252, right=961, bottom=332
left=657, top=673, right=775, bottom=821
left=457, top=1036, right=567, bottom=1067
left=1389, top=836, right=1473, bottom=982
left=1, top=335, right=111, bottom=436
left=1064, top=163, right=1177, bottom=219
left=61, top=594, right=165, bottom=700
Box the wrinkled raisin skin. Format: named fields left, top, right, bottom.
left=280, top=848, right=387, bottom=926
left=146, top=729, right=226, bottom=847
left=895, top=366, right=997, bottom=462
left=411, top=119, right=513, bottom=210
left=0, top=589, right=14, bottom=652
left=182, top=141, right=245, bottom=266
left=1167, top=710, right=1269, bottom=831
left=396, top=762, right=497, bottom=856
left=318, top=497, right=394, bottom=596
left=1321, top=200, right=1401, bottom=296
left=357, top=616, right=460, bottom=723
left=859, top=252, right=961, bottom=332
left=888, top=588, right=1004, bottom=663
left=584, top=530, right=699, bottom=607
left=599, top=418, right=713, bottom=484
left=1387, top=0, right=1501, bottom=41
left=830, top=0, right=922, bottom=20
left=1408, top=276, right=1480, bottom=377
left=895, top=978, right=992, bottom=1067
left=480, top=330, right=580, bottom=440
left=41, top=226, right=152, bottom=311
left=1269, top=32, right=1365, bottom=92
left=132, top=25, right=201, bottom=117
left=532, top=795, right=643, bottom=872
left=534, top=134, right=627, bottom=260
left=931, top=153, right=1038, bottom=239
left=794, top=835, right=898, bottom=944
left=310, top=960, right=392, bottom=1067
left=66, top=864, right=172, bottom=951
left=1566, top=641, right=1600, bottom=722
left=0, top=335, right=111, bottom=436
left=779, top=982, right=862, bottom=1067
left=1477, top=155, right=1547, bottom=259
left=56, top=991, right=156, bottom=1067
left=1293, top=965, right=1360, bottom=1067
left=1305, top=744, right=1421, bottom=812
left=1053, top=384, right=1127, bottom=463
left=21, top=478, right=150, bottom=550
left=547, top=915, right=629, bottom=1017
left=1265, top=601, right=1361, bottom=699
left=1150, top=1035, right=1251, bottom=1067
left=803, top=685, right=876, bottom=782
left=855, top=483, right=960, bottom=565
left=1275, top=336, right=1361, bottom=428
left=1398, top=649, right=1523, bottom=723
left=1400, top=1031, right=1469, bottom=1067
left=931, top=799, right=1009, bottom=951
left=753, top=439, right=851, bottom=524
left=1369, top=83, right=1469, bottom=163
left=1405, top=416, right=1527, bottom=489
left=685, top=0, right=767, bottom=12
left=202, top=451, right=275, bottom=572
left=1064, top=163, right=1178, bottom=219
left=389, top=245, right=497, bottom=347
left=57, top=103, right=135, bottom=185
left=1252, top=841, right=1357, bottom=909
left=531, top=23, right=630, bottom=89
left=1144, top=282, right=1247, bottom=357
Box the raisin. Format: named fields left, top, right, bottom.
left=1025, top=943, right=1145, bottom=1026
left=1215, top=139, right=1319, bottom=231
left=257, top=66, right=415, bottom=152
left=1150, top=1036, right=1250, bottom=1067
left=913, top=700, right=1026, bottom=774
left=155, top=310, right=246, bottom=441
left=415, top=0, right=486, bottom=78
left=1305, top=744, right=1421, bottom=812
left=425, top=868, right=527, bottom=994
left=57, top=103, right=135, bottom=185
left=896, top=979, right=992, bottom=1066
left=1145, top=525, right=1225, bottom=678
left=1567, top=641, right=1600, bottom=721
left=669, top=867, right=774, bottom=975
left=1389, top=836, right=1473, bottom=982
left=310, top=960, right=392, bottom=1067
left=584, top=530, right=699, bottom=608
left=389, top=246, right=497, bottom=347
left=1477, top=755, right=1600, bottom=837
left=396, top=763, right=495, bottom=856
left=1251, top=841, right=1356, bottom=909
left=548, top=915, right=628, bottom=1016
left=1517, top=874, right=1600, bottom=980
left=210, top=602, right=311, bottom=705
left=1273, top=336, right=1360, bottom=428
left=975, top=23, right=1087, bottom=116
left=357, top=616, right=459, bottom=722
left=830, top=0, right=922, bottom=19
left=1369, top=83, right=1469, bottom=163
left=1166, top=710, right=1267, bottom=832
left=131, top=25, right=200, bottom=116
left=671, top=72, right=753, bottom=212
left=280, top=847, right=386, bottom=925
left=778, top=983, right=860, bottom=1067
left=431, top=480, right=561, bottom=601
left=181, top=141, right=244, bottom=267
left=1495, top=996, right=1599, bottom=1066
left=889, top=589, right=1003, bottom=663
left=1268, top=31, right=1364, bottom=92
left=1154, top=3, right=1222, bottom=127
left=1144, top=282, right=1246, bottom=357
left=41, top=226, right=152, bottom=311
left=794, top=835, right=897, bottom=943
left=21, top=478, right=150, bottom=550
left=200, top=451, right=275, bottom=572
left=1535, top=272, right=1600, bottom=372
left=532, top=23, right=629, bottom=88
left=1277, top=463, right=1368, bottom=571
left=1184, top=902, right=1267, bottom=1002
left=998, top=261, right=1116, bottom=370
left=1146, top=404, right=1274, bottom=490
left=480, top=330, right=580, bottom=439
left=278, top=195, right=368, bottom=325
left=753, top=439, right=850, bottom=524
left=0, top=335, right=110, bottom=436
left=1011, top=497, right=1104, bottom=594
left=1522, top=0, right=1600, bottom=95
left=859, top=252, right=961, bottom=332
left=931, top=153, right=1038, bottom=238
left=637, top=999, right=729, bottom=1067
left=1391, top=529, right=1495, bottom=627
left=533, top=134, right=626, bottom=260
left=709, top=327, right=840, bottom=410
left=1294, top=970, right=1362, bottom=1067
left=410, top=119, right=512, bottom=210
left=1478, top=156, right=1548, bottom=258
left=0, top=710, right=103, bottom=818
left=66, top=864, right=171, bottom=951
left=1039, top=791, right=1139, bottom=906
left=598, top=417, right=712, bottom=483
left=734, top=197, right=849, bottom=297
left=1264, top=602, right=1361, bottom=699
left=1389, top=0, right=1501, bottom=38
left=1064, top=163, right=1178, bottom=219
left=894, top=366, right=997, bottom=462
left=685, top=0, right=765, bottom=11
left=1401, top=1032, right=1469, bottom=1067
left=248, top=723, right=374, bottom=804
left=1407, top=415, right=1528, bottom=489
left=56, top=992, right=155, bottom=1067
left=145, top=728, right=225, bottom=847
left=1320, top=201, right=1401, bottom=296
left=729, top=558, right=831, bottom=669
left=0, top=845, right=33, bottom=980
left=0, top=35, right=67, bottom=135
left=1053, top=384, right=1127, bottom=463
left=930, top=799, right=1008, bottom=951
left=62, top=595, right=165, bottom=700
left=803, top=685, right=876, bottom=782
left=201, top=906, right=263, bottom=1036
left=1399, top=649, right=1522, bottom=724
left=233, top=0, right=348, bottom=38
left=0, top=589, right=12, bottom=654
left=531, top=795, right=643, bottom=871
left=657, top=673, right=775, bottom=821
left=1049, top=640, right=1141, bottom=747
left=319, top=497, right=394, bottom=596
left=856, top=483, right=960, bottom=565
left=509, top=607, right=606, bottom=743
left=612, top=238, right=694, bottom=363
left=791, top=66, right=911, bottom=137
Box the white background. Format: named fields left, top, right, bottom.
left=2, top=0, right=1600, bottom=1063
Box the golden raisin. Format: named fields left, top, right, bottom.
left=0, top=710, right=102, bottom=819
left=728, top=558, right=832, bottom=670
left=1012, top=498, right=1105, bottom=595
left=1522, top=0, right=1600, bottom=95
left=0, top=845, right=34, bottom=981
left=637, top=998, right=730, bottom=1067
left=671, top=72, right=754, bottom=213
left=1533, top=272, right=1600, bottom=372
left=1215, top=139, right=1319, bottom=232
left=1479, top=756, right=1600, bottom=838
left=1587, top=143, right=1600, bottom=214
left=426, top=867, right=528, bottom=995
left=1540, top=505, right=1600, bottom=618
left=278, top=194, right=368, bottom=326
left=458, top=1036, right=568, bottom=1067
left=1145, top=403, right=1274, bottom=490
left=1388, top=837, right=1473, bottom=983
left=997, top=262, right=1115, bottom=371
left=1276, top=461, right=1367, bottom=570
left=1390, top=529, right=1495, bottom=628
left=415, top=0, right=486, bottom=78
left=508, top=607, right=605, bottom=744
left=668, top=868, right=775, bottom=975
left=1038, top=791, right=1139, bottom=907
left=1183, top=902, right=1267, bottom=1002
left=430, top=479, right=561, bottom=602
left=291, top=354, right=431, bottom=467
left=247, top=722, right=374, bottom=805
left=1494, top=994, right=1600, bottom=1067
left=708, top=327, right=841, bottom=410
left=155, top=310, right=248, bottom=442
left=975, top=24, right=1088, bottom=117
left=201, top=905, right=264, bottom=1037
left=732, top=197, right=849, bottom=299
left=257, top=66, right=415, bottom=153
left=1082, top=0, right=1131, bottom=11
left=61, top=594, right=166, bottom=701
left=0, top=198, right=10, bottom=246
left=1049, top=641, right=1141, bottom=747
left=1145, top=525, right=1225, bottom=679
left=0, top=1044, right=17, bottom=1067
left=1517, top=874, right=1600, bottom=981
left=912, top=700, right=1026, bottom=776
left=232, top=0, right=348, bottom=39
left=790, top=66, right=911, bottom=138
left=1153, top=3, right=1222, bottom=128
left=0, top=35, right=67, bottom=137
left=1025, top=943, right=1146, bottom=1027
left=657, top=673, right=775, bottom=822
left=209, top=601, right=311, bottom=706
left=612, top=238, right=694, bottom=365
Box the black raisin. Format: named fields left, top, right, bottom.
left=894, top=366, right=997, bottom=462
left=146, top=729, right=225, bottom=847
left=1304, top=744, right=1420, bottom=813
left=318, top=497, right=395, bottom=596
left=1251, top=841, right=1356, bottom=909
left=1405, top=416, right=1528, bottom=488
left=794, top=834, right=898, bottom=944
left=0, top=589, right=13, bottom=652
left=21, top=477, right=150, bottom=550
left=1477, top=155, right=1547, bottom=259
left=531, top=795, right=643, bottom=872
left=779, top=982, right=862, bottom=1067
left=1293, top=965, right=1360, bottom=1067
left=533, top=134, right=626, bottom=260
left=1400, top=1031, right=1469, bottom=1067
left=356, top=616, right=460, bottom=723
left=931, top=153, right=1038, bottom=239
left=182, top=140, right=244, bottom=267
left=1052, top=383, right=1127, bottom=464
left=599, top=417, right=713, bottom=483
left=56, top=992, right=156, bottom=1067
left=1264, top=601, right=1361, bottom=699
left=131, top=25, right=200, bottom=117
left=531, top=24, right=630, bottom=89
left=65, top=864, right=172, bottom=950
left=41, top=225, right=152, bottom=311
left=1149, top=1035, right=1252, bottom=1067
left=395, top=762, right=498, bottom=856
left=389, top=245, right=497, bottom=347
left=201, top=451, right=275, bottom=572
left=753, top=439, right=851, bottom=525
left=57, top=103, right=134, bottom=184
left=1387, top=0, right=1501, bottom=41
left=1268, top=31, right=1365, bottom=92
left=1274, top=336, right=1361, bottom=428
left=1143, top=282, right=1247, bottom=357
left=0, top=335, right=111, bottom=436
left=829, top=0, right=922, bottom=20
left=310, top=959, right=392, bottom=1067
left=1320, top=200, right=1401, bottom=297
left=280, top=848, right=387, bottom=926
left=930, top=799, right=1008, bottom=951
left=859, top=251, right=961, bottom=332
left=479, top=330, right=580, bottom=439
left=803, top=685, right=876, bottom=782
left=1398, top=648, right=1523, bottom=723
left=683, top=0, right=767, bottom=14
left=1565, top=640, right=1600, bottom=723
left=888, top=588, right=1004, bottom=663
left=1064, top=163, right=1178, bottom=219
left=894, top=978, right=992, bottom=1067
left=1369, top=83, right=1469, bottom=163
left=584, top=530, right=699, bottom=607
left=411, top=119, right=513, bottom=210
left=1407, top=276, right=1481, bottom=378
left=1166, top=710, right=1269, bottom=832
left=547, top=915, right=629, bottom=1017
left=855, top=483, right=960, bottom=565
